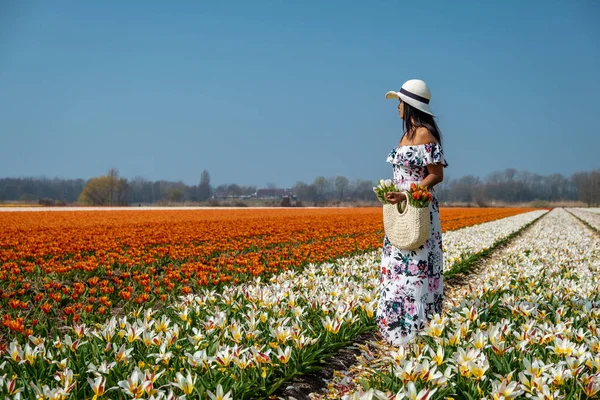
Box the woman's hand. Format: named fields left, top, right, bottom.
left=385, top=192, right=406, bottom=204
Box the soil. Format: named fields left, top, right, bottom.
left=271, top=331, right=380, bottom=400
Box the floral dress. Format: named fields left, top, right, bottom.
left=376, top=142, right=448, bottom=346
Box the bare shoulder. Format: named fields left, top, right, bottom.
left=413, top=127, right=438, bottom=145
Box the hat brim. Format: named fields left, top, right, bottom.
left=385, top=90, right=434, bottom=116
left=385, top=91, right=400, bottom=100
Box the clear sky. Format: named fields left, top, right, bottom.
left=1, top=0, right=598, bottom=187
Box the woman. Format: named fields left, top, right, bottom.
left=376, top=79, right=448, bottom=347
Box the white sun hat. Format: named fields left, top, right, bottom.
left=385, top=79, right=433, bottom=116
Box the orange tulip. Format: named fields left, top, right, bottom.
left=0, top=206, right=537, bottom=337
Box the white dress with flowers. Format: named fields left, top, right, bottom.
left=376, top=142, right=448, bottom=346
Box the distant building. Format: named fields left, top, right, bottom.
left=211, top=194, right=253, bottom=199
left=254, top=188, right=295, bottom=199
left=211, top=188, right=295, bottom=200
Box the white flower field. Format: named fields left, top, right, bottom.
left=318, top=208, right=600, bottom=400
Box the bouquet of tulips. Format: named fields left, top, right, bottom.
left=374, top=180, right=433, bottom=209
left=373, top=179, right=400, bottom=204
left=407, top=182, right=433, bottom=208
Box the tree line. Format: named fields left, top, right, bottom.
left=435, top=169, right=599, bottom=206
left=0, top=168, right=598, bottom=206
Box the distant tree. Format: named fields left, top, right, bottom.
left=198, top=170, right=211, bottom=201
left=326, top=176, right=336, bottom=198
left=214, top=184, right=228, bottom=196
left=572, top=170, right=600, bottom=206
left=20, top=192, right=38, bottom=201
left=78, top=176, right=112, bottom=205
left=240, top=185, right=257, bottom=195
left=130, top=176, right=148, bottom=204
left=153, top=181, right=163, bottom=202
left=266, top=182, right=277, bottom=189
left=227, top=184, right=242, bottom=196
left=293, top=181, right=317, bottom=202
left=5, top=167, right=600, bottom=206
left=116, top=177, right=130, bottom=205
left=313, top=176, right=327, bottom=203
left=545, top=173, right=572, bottom=201
left=349, top=179, right=377, bottom=201
left=165, top=188, right=185, bottom=202
left=107, top=168, right=120, bottom=206
left=504, top=168, right=517, bottom=181
left=78, top=169, right=128, bottom=206
left=451, top=175, right=481, bottom=203
left=187, top=185, right=198, bottom=202
left=335, top=176, right=349, bottom=200
left=142, top=179, right=155, bottom=203
left=435, top=173, right=451, bottom=202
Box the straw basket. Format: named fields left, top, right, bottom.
left=383, top=193, right=430, bottom=250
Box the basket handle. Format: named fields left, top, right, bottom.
left=396, top=191, right=410, bottom=215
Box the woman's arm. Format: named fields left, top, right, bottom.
left=385, top=164, right=444, bottom=204
left=421, top=163, right=444, bottom=189
left=407, top=127, right=445, bottom=189
left=385, top=165, right=443, bottom=204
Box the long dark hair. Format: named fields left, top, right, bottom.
left=402, top=101, right=442, bottom=144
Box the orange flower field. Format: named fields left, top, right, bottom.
left=0, top=207, right=535, bottom=338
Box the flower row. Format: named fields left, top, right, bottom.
left=567, top=207, right=600, bottom=231
left=442, top=209, right=547, bottom=272
left=336, top=208, right=600, bottom=399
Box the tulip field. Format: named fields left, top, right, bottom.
left=0, top=207, right=535, bottom=339
left=1, top=206, right=598, bottom=399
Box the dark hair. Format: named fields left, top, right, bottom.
left=402, top=101, right=442, bottom=144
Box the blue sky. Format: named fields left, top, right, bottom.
left=1, top=0, right=598, bottom=187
